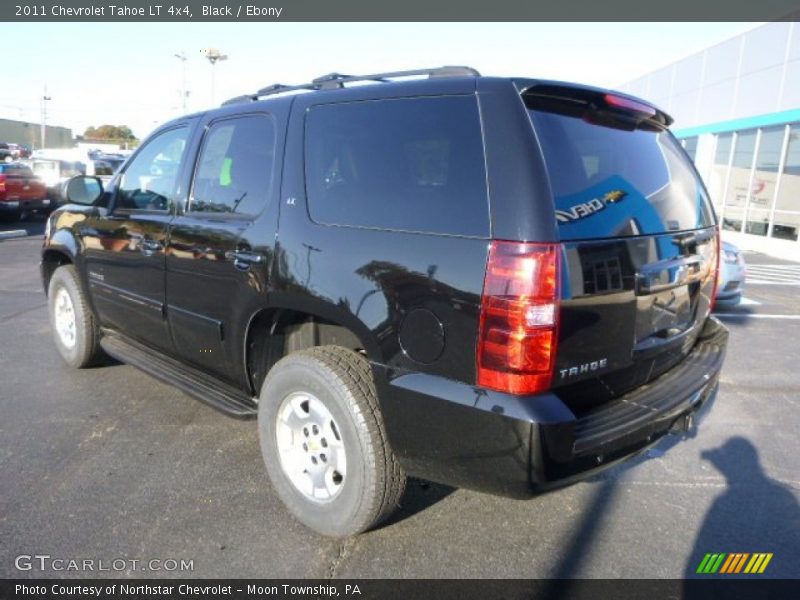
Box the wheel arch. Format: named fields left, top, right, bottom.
left=40, top=247, right=74, bottom=295
left=243, top=303, right=381, bottom=396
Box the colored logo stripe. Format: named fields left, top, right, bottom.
left=697, top=553, right=773, bottom=574
left=744, top=553, right=773, bottom=574
left=697, top=553, right=725, bottom=574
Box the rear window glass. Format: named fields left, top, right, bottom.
left=528, top=109, right=714, bottom=240
left=0, top=165, right=33, bottom=177
left=305, top=96, right=489, bottom=237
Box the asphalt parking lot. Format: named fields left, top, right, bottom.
left=1, top=218, right=798, bottom=579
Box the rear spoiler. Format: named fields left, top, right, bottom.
left=520, top=83, right=673, bottom=131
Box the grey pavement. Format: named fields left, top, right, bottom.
left=1, top=219, right=798, bottom=579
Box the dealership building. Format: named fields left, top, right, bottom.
left=620, top=21, right=800, bottom=258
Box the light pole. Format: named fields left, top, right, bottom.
left=174, top=52, right=188, bottom=113
left=40, top=88, right=51, bottom=149
left=201, top=48, right=228, bottom=105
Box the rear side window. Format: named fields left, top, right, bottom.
left=305, top=96, right=489, bottom=237
left=528, top=109, right=714, bottom=240
left=190, top=114, right=275, bottom=216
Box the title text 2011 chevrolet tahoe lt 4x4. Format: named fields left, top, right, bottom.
left=42, top=67, right=727, bottom=536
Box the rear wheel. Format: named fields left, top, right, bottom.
left=48, top=265, right=104, bottom=368
left=258, top=346, right=406, bottom=537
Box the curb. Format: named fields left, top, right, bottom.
left=0, top=230, right=27, bottom=240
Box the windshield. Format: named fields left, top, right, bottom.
left=528, top=109, right=715, bottom=240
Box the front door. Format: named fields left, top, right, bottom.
left=81, top=125, right=193, bottom=352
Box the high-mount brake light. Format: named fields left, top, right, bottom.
left=477, top=241, right=561, bottom=395
left=604, top=94, right=657, bottom=117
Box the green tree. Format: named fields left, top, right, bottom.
left=83, top=124, right=138, bottom=144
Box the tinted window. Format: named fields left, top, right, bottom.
left=528, top=110, right=714, bottom=240
left=93, top=161, right=114, bottom=176
left=116, top=127, right=188, bottom=211
left=189, top=115, right=275, bottom=216
left=305, top=96, right=489, bottom=237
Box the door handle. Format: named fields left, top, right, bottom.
left=635, top=256, right=704, bottom=295
left=227, top=250, right=264, bottom=271
left=138, top=238, right=163, bottom=256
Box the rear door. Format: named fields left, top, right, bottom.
left=524, top=88, right=718, bottom=410
left=165, top=110, right=282, bottom=387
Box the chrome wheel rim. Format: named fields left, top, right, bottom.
left=53, top=287, right=77, bottom=349
left=275, top=391, right=346, bottom=502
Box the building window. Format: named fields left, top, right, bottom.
left=721, top=130, right=757, bottom=232
left=745, top=126, right=785, bottom=236
left=708, top=132, right=733, bottom=212
left=772, top=125, right=800, bottom=241
left=682, top=136, right=698, bottom=161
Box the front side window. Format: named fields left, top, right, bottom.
left=189, top=115, right=275, bottom=216
left=305, top=96, right=490, bottom=237
left=116, top=127, right=188, bottom=211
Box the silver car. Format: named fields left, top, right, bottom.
left=716, top=241, right=746, bottom=305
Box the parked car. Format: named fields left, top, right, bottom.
left=0, top=162, right=49, bottom=220
left=42, top=67, right=728, bottom=537
left=0, top=143, right=13, bottom=163
left=29, top=158, right=85, bottom=206
left=715, top=241, right=746, bottom=306
left=7, top=143, right=30, bottom=160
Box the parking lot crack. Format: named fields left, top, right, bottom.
left=327, top=537, right=356, bottom=579
left=0, top=302, right=46, bottom=323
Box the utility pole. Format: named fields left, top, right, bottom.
left=174, top=52, right=188, bottom=113
left=201, top=48, right=228, bottom=105
left=40, top=87, right=51, bottom=149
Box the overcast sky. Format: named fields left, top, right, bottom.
left=1, top=22, right=759, bottom=140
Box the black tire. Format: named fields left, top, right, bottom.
left=47, top=265, right=104, bottom=368
left=258, top=346, right=406, bottom=537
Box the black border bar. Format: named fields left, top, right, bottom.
left=2, top=1, right=800, bottom=22
left=3, top=579, right=800, bottom=600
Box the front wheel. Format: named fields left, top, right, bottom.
left=258, top=346, right=406, bottom=537
left=47, top=265, right=104, bottom=368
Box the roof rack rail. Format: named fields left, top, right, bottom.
left=222, top=66, right=480, bottom=106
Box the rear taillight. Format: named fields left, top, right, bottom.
left=709, top=228, right=721, bottom=312
left=477, top=241, right=561, bottom=395
left=0, top=174, right=5, bottom=193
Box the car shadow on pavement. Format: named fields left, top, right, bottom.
left=0, top=214, right=46, bottom=238
left=380, top=478, right=455, bottom=529
left=536, top=433, right=798, bottom=594
left=682, top=436, right=800, bottom=584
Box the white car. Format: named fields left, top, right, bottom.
left=715, top=241, right=746, bottom=306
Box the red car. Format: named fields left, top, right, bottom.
left=0, top=163, right=49, bottom=221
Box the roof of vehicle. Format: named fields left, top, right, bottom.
left=152, top=67, right=671, bottom=136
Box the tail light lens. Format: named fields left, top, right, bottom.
left=709, top=228, right=721, bottom=312
left=477, top=241, right=561, bottom=395
left=0, top=174, right=5, bottom=193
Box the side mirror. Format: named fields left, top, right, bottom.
left=65, top=176, right=103, bottom=206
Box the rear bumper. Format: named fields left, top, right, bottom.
left=0, top=198, right=50, bottom=213
left=377, top=316, right=728, bottom=498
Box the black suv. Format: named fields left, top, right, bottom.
left=41, top=67, right=727, bottom=536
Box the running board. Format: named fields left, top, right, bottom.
left=100, top=333, right=257, bottom=419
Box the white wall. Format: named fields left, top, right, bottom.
left=620, top=22, right=798, bottom=129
